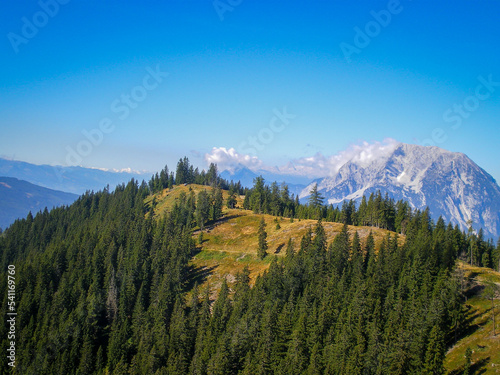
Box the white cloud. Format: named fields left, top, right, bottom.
left=87, top=166, right=149, bottom=174
left=275, top=138, right=400, bottom=178
left=205, top=139, right=400, bottom=178
left=204, top=147, right=263, bottom=173
left=344, top=138, right=400, bottom=166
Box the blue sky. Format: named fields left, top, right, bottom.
left=0, top=1, right=499, bottom=182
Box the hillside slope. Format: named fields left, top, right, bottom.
left=445, top=262, right=500, bottom=374
left=149, top=185, right=499, bottom=371
left=148, top=184, right=404, bottom=293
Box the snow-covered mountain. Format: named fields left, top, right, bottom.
left=299, top=143, right=500, bottom=239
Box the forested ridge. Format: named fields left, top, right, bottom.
left=1, top=157, right=499, bottom=374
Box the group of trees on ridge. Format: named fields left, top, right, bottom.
left=242, top=176, right=499, bottom=271
left=148, top=157, right=244, bottom=196
left=148, top=156, right=498, bottom=272
left=0, top=156, right=498, bottom=374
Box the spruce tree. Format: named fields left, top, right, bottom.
left=196, top=190, right=211, bottom=230
left=483, top=283, right=498, bottom=336
left=226, top=190, right=237, bottom=209
left=308, top=183, right=324, bottom=209
left=257, top=217, right=268, bottom=259
left=212, top=187, right=223, bottom=221
left=250, top=176, right=266, bottom=213
left=423, top=325, right=445, bottom=375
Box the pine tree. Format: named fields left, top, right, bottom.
left=207, top=163, right=218, bottom=187
left=257, top=217, right=268, bottom=259
left=467, top=220, right=474, bottom=265
left=159, top=164, right=169, bottom=189
left=196, top=190, right=211, bottom=230
left=211, top=187, right=223, bottom=221
left=329, top=223, right=350, bottom=276
left=495, top=238, right=500, bottom=271
left=78, top=334, right=95, bottom=374
left=350, top=231, right=364, bottom=280
left=250, top=176, right=266, bottom=213
left=226, top=190, right=237, bottom=209
left=483, top=283, right=498, bottom=336
left=175, top=157, right=191, bottom=185
left=307, top=183, right=323, bottom=207
left=364, top=231, right=376, bottom=274
left=422, top=325, right=445, bottom=375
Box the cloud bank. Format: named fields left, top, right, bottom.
left=204, top=147, right=262, bottom=173
left=205, top=139, right=400, bottom=178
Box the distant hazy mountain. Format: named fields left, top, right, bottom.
left=0, top=177, right=78, bottom=230
left=220, top=165, right=308, bottom=197
left=220, top=165, right=259, bottom=188
left=0, top=158, right=149, bottom=195
left=299, top=143, right=500, bottom=238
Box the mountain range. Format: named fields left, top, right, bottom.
left=0, top=158, right=149, bottom=195
left=298, top=143, right=500, bottom=239
left=221, top=143, right=500, bottom=239
left=0, top=177, right=78, bottom=230
left=0, top=158, right=150, bottom=230
left=2, top=143, right=499, bottom=238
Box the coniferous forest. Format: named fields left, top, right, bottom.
left=1, top=158, right=499, bottom=374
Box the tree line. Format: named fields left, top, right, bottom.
left=243, top=177, right=500, bottom=271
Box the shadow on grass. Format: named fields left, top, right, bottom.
left=192, top=214, right=243, bottom=235
left=192, top=246, right=202, bottom=257
left=468, top=271, right=479, bottom=280
left=449, top=305, right=486, bottom=346
left=275, top=243, right=285, bottom=254
left=185, top=264, right=218, bottom=292
left=207, top=214, right=243, bottom=229
left=448, top=356, right=490, bottom=375
left=465, top=284, right=485, bottom=299
left=471, top=356, right=490, bottom=374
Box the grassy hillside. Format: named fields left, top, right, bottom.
left=147, top=184, right=404, bottom=296
left=144, top=183, right=243, bottom=218
left=445, top=262, right=500, bottom=374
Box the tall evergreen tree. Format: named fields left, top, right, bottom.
left=257, top=217, right=268, bottom=259
left=226, top=190, right=237, bottom=209
left=211, top=187, right=223, bottom=221
left=423, top=325, right=445, bottom=375
left=308, top=183, right=324, bottom=210
left=196, top=190, right=211, bottom=230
